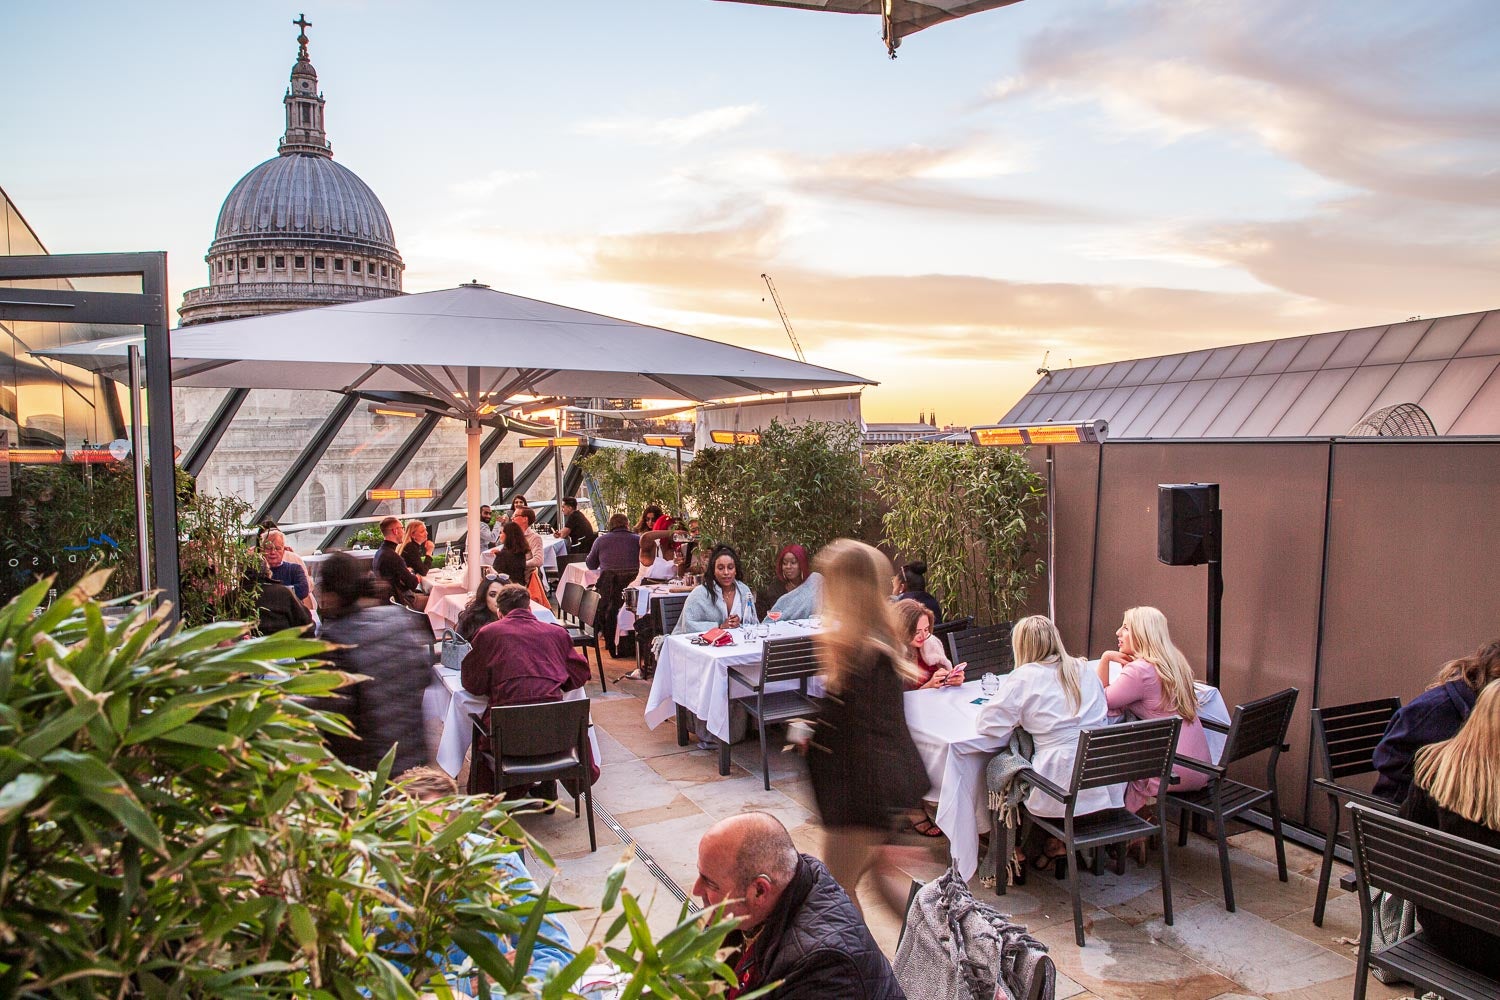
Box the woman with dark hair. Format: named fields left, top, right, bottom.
left=309, top=552, right=431, bottom=774
left=456, top=575, right=505, bottom=641
left=893, top=560, right=942, bottom=622
left=1374, top=638, right=1500, bottom=802
left=674, top=544, right=759, bottom=634
left=492, top=520, right=530, bottom=584
left=769, top=542, right=822, bottom=621
left=635, top=503, right=664, bottom=534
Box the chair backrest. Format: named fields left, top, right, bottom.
left=1310, top=697, right=1402, bottom=782
left=1070, top=716, right=1181, bottom=792
left=931, top=616, right=975, bottom=642
left=1350, top=804, right=1500, bottom=940
left=559, top=582, right=584, bottom=625
left=947, top=622, right=1014, bottom=675
left=577, top=589, right=601, bottom=637
left=1221, top=687, right=1299, bottom=766
left=558, top=552, right=589, bottom=571
left=490, top=697, right=592, bottom=760
left=758, top=635, right=822, bottom=689
left=654, top=593, right=689, bottom=636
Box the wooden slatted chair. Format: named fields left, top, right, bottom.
left=1165, top=687, right=1299, bottom=913
left=946, top=621, right=1013, bottom=676
left=726, top=635, right=825, bottom=790
left=1349, top=805, right=1500, bottom=1000
left=1020, top=716, right=1182, bottom=947
left=1308, top=697, right=1401, bottom=926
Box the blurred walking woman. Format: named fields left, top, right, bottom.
left=805, top=539, right=931, bottom=918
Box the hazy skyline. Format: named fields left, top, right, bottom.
left=6, top=1, right=1498, bottom=423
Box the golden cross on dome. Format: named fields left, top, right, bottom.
left=293, top=13, right=312, bottom=57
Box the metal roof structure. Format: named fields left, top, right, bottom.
left=999, top=309, right=1500, bottom=439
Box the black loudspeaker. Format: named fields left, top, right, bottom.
left=1158, top=483, right=1220, bottom=566
left=496, top=461, right=514, bottom=490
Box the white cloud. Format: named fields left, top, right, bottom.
left=448, top=169, right=538, bottom=199
left=575, top=103, right=762, bottom=145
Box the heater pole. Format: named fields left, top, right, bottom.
left=1205, top=507, right=1223, bottom=689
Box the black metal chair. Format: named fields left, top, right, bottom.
left=946, top=621, right=1013, bottom=676
left=931, top=615, right=975, bottom=644
left=575, top=589, right=606, bottom=692
left=1309, top=697, right=1402, bottom=926
left=1020, top=716, right=1182, bottom=947
left=726, top=634, right=825, bottom=789
left=1165, top=686, right=1299, bottom=913
left=469, top=698, right=596, bottom=852
left=1349, top=804, right=1500, bottom=1000
left=638, top=590, right=689, bottom=675
left=557, top=581, right=585, bottom=630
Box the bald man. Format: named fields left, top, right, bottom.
left=693, top=813, right=904, bottom=1000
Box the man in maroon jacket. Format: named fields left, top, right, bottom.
left=461, top=584, right=591, bottom=793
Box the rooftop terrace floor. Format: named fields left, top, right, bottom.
left=452, top=650, right=1408, bottom=1000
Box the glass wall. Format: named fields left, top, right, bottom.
left=1, top=187, right=139, bottom=600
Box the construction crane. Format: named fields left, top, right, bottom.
left=760, top=273, right=808, bottom=362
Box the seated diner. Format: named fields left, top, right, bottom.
left=895, top=598, right=964, bottom=690
left=674, top=544, right=759, bottom=634
left=893, top=560, right=941, bottom=622
left=1096, top=606, right=1210, bottom=861
left=977, top=614, right=1122, bottom=872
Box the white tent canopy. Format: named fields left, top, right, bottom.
left=43, top=282, right=873, bottom=587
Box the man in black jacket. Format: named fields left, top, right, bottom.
left=374, top=516, right=427, bottom=610
left=693, top=813, right=904, bottom=1000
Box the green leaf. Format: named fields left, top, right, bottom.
left=0, top=772, right=51, bottom=823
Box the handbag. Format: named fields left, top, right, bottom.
left=439, top=628, right=470, bottom=672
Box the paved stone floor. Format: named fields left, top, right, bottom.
left=464, top=650, right=1408, bottom=1000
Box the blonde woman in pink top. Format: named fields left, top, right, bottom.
left=1097, top=606, right=1212, bottom=851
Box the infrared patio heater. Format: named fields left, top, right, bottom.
left=1157, top=483, right=1223, bottom=689
left=968, top=419, right=1107, bottom=624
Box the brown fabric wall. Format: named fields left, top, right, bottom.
left=1037, top=437, right=1500, bottom=831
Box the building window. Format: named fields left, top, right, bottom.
left=227, top=258, right=235, bottom=271
left=256, top=255, right=266, bottom=269
left=240, top=257, right=249, bottom=270
left=381, top=265, right=389, bottom=277
left=294, top=255, right=305, bottom=269
left=351, top=260, right=361, bottom=273
left=314, top=257, right=325, bottom=270
left=217, top=261, right=224, bottom=274
left=301, top=104, right=311, bottom=124
left=274, top=255, right=285, bottom=268
left=334, top=258, right=344, bottom=272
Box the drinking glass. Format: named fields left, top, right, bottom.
left=981, top=672, right=1000, bottom=698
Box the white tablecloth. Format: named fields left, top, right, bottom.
left=909, top=660, right=1231, bottom=881
left=541, top=535, right=568, bottom=572
left=616, top=584, right=694, bottom=641
left=559, top=561, right=601, bottom=593
left=424, top=571, right=471, bottom=632
left=431, top=665, right=598, bottom=777
left=643, top=619, right=824, bottom=744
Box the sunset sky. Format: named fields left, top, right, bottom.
left=7, top=1, right=1498, bottom=424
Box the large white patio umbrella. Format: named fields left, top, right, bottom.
left=715, top=0, right=1025, bottom=56
left=44, top=282, right=873, bottom=588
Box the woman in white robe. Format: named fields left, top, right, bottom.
left=976, top=615, right=1125, bottom=870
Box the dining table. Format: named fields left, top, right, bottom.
left=429, top=663, right=598, bottom=778
left=643, top=618, right=825, bottom=775
left=908, top=660, right=1231, bottom=882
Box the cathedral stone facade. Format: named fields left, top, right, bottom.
left=179, top=18, right=404, bottom=325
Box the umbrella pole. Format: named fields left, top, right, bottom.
left=465, top=415, right=483, bottom=592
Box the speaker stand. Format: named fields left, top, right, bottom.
left=1205, top=508, right=1223, bottom=689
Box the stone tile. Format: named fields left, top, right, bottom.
left=1263, top=973, right=1407, bottom=1000
left=592, top=725, right=636, bottom=765
left=645, top=746, right=742, bottom=784
left=1143, top=900, right=1357, bottom=996
left=516, top=799, right=623, bottom=858
left=621, top=810, right=721, bottom=896
left=1171, top=832, right=1324, bottom=921
left=540, top=843, right=689, bottom=941
left=1270, top=890, right=1366, bottom=961
left=592, top=757, right=682, bottom=816
left=1054, top=971, right=1088, bottom=999
left=1227, top=828, right=1332, bottom=883
left=778, top=776, right=819, bottom=811
left=1032, top=908, right=1240, bottom=1000
left=1206, top=994, right=1267, bottom=1000
left=673, top=773, right=813, bottom=832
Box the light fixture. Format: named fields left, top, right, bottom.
left=968, top=420, right=1107, bottom=447
left=368, top=403, right=422, bottom=419
left=366, top=488, right=401, bottom=501
left=8, top=447, right=64, bottom=464
left=643, top=434, right=689, bottom=448
left=709, top=429, right=760, bottom=445
left=519, top=435, right=585, bottom=448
